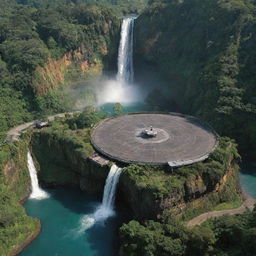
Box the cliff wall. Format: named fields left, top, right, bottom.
left=119, top=138, right=241, bottom=221
left=30, top=130, right=110, bottom=194
left=0, top=135, right=39, bottom=256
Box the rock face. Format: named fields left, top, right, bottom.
left=32, top=17, right=120, bottom=95
left=119, top=172, right=161, bottom=220
left=31, top=131, right=110, bottom=194
left=118, top=137, right=241, bottom=221
left=2, top=138, right=32, bottom=202
left=119, top=164, right=240, bottom=221
left=32, top=48, right=104, bottom=95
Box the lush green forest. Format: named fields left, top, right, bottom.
left=0, top=0, right=121, bottom=139
left=135, top=0, right=256, bottom=159
left=120, top=209, right=256, bottom=256
left=17, top=0, right=148, bottom=15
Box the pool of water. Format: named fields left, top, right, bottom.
left=240, top=161, right=256, bottom=198
left=100, top=102, right=152, bottom=115
left=20, top=188, right=123, bottom=256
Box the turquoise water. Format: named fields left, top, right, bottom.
left=240, top=162, right=256, bottom=198
left=100, top=102, right=152, bottom=115
left=20, top=188, right=123, bottom=256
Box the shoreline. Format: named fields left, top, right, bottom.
left=8, top=219, right=41, bottom=256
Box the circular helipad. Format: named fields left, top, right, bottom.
left=91, top=113, right=218, bottom=166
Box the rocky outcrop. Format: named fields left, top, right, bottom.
left=30, top=131, right=110, bottom=194
left=118, top=137, right=241, bottom=221
left=32, top=47, right=103, bottom=95
left=119, top=163, right=240, bottom=221
left=2, top=138, right=31, bottom=202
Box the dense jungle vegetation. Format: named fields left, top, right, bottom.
left=0, top=0, right=125, bottom=141
left=135, top=0, right=256, bottom=159
left=120, top=209, right=256, bottom=256
left=0, top=138, right=40, bottom=255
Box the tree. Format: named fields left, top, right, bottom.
left=113, top=102, right=123, bottom=115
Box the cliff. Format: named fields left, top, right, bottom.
left=30, top=128, right=110, bottom=194
left=32, top=16, right=120, bottom=95
left=119, top=137, right=241, bottom=221
left=0, top=136, right=39, bottom=256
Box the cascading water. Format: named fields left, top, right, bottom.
left=94, top=164, right=122, bottom=220
left=80, top=164, right=122, bottom=230
left=97, top=16, right=142, bottom=104
left=116, top=17, right=135, bottom=85
left=27, top=151, right=48, bottom=199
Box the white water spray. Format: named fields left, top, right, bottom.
left=97, top=16, right=142, bottom=104
left=80, top=164, right=122, bottom=231
left=116, top=17, right=135, bottom=85
left=27, top=151, right=48, bottom=200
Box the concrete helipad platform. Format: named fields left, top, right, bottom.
left=90, top=113, right=218, bottom=166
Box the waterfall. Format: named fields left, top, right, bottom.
left=97, top=16, right=142, bottom=104
left=116, top=17, right=135, bottom=85
left=80, top=164, right=122, bottom=230
left=94, top=164, right=122, bottom=220
left=27, top=151, right=48, bottom=200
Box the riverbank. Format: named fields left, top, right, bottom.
left=8, top=220, right=41, bottom=256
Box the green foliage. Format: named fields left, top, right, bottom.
left=120, top=209, right=256, bottom=256
left=67, top=106, right=105, bottom=129
left=0, top=183, right=39, bottom=255
left=120, top=220, right=186, bottom=256
left=0, top=0, right=121, bottom=133
left=0, top=139, right=38, bottom=255
left=0, top=87, right=32, bottom=132
left=113, top=102, right=123, bottom=115
left=36, top=90, right=71, bottom=116
left=136, top=0, right=256, bottom=157
left=125, top=137, right=240, bottom=203
left=16, top=0, right=148, bottom=15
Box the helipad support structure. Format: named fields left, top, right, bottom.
left=90, top=113, right=218, bottom=166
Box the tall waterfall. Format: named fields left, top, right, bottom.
left=80, top=164, right=122, bottom=230
left=116, top=17, right=135, bottom=85
left=97, top=16, right=141, bottom=104
left=27, top=151, right=48, bottom=199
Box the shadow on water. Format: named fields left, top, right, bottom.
left=48, top=187, right=101, bottom=215
left=240, top=161, right=256, bottom=198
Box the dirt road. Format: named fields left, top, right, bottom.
left=186, top=191, right=256, bottom=227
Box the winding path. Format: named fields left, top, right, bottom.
left=186, top=191, right=256, bottom=227
left=6, top=112, right=78, bottom=142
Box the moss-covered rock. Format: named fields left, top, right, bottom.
left=119, top=137, right=241, bottom=221
left=30, top=128, right=110, bottom=194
